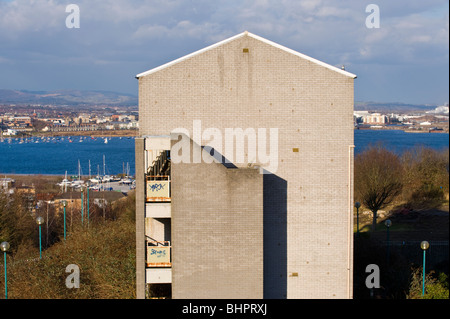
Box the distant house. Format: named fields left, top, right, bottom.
left=3, top=129, right=18, bottom=136
left=0, top=178, right=15, bottom=193
left=363, top=113, right=388, bottom=124
left=15, top=185, right=36, bottom=212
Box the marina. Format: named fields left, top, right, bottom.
left=56, top=157, right=135, bottom=194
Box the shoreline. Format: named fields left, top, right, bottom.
left=355, top=127, right=449, bottom=134
left=1, top=129, right=139, bottom=139
left=1, top=173, right=132, bottom=178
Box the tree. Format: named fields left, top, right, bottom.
left=401, top=146, right=449, bottom=205
left=355, top=145, right=403, bottom=231
left=0, top=192, right=36, bottom=251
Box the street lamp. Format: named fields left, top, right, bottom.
left=1, top=241, right=10, bottom=299
left=385, top=219, right=392, bottom=264
left=355, top=202, right=361, bottom=235
left=36, top=216, right=44, bottom=259
left=86, top=181, right=90, bottom=226
left=421, top=240, right=430, bottom=296
left=81, top=186, right=84, bottom=225
left=62, top=200, right=67, bottom=240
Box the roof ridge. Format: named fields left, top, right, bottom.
left=135, top=31, right=356, bottom=79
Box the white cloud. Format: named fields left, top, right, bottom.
left=0, top=0, right=447, bottom=103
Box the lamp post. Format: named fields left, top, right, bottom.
left=86, top=182, right=90, bottom=226
left=355, top=202, right=361, bottom=236
left=36, top=216, right=44, bottom=259
left=384, top=219, right=392, bottom=265
left=1, top=241, right=10, bottom=299
left=421, top=241, right=430, bottom=296
left=81, top=186, right=84, bottom=225
left=62, top=200, right=67, bottom=240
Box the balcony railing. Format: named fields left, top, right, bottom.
left=145, top=175, right=171, bottom=202
left=146, top=240, right=171, bottom=267
left=146, top=149, right=171, bottom=202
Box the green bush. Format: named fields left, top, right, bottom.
left=407, top=267, right=449, bottom=299
left=0, top=192, right=136, bottom=299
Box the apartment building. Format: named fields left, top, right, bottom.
left=135, top=32, right=356, bottom=299
left=363, top=113, right=388, bottom=125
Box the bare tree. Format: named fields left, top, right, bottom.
left=355, top=145, right=403, bottom=231
left=401, top=146, right=449, bottom=204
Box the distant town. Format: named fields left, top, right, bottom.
left=1, top=100, right=449, bottom=137
left=354, top=103, right=449, bottom=133
left=0, top=102, right=138, bottom=137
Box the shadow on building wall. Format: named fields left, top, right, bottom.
left=201, top=144, right=288, bottom=298
left=263, top=173, right=287, bottom=298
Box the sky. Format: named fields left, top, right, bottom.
left=0, top=0, right=448, bottom=105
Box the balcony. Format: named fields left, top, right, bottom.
left=145, top=202, right=171, bottom=218
left=146, top=176, right=171, bottom=202
left=146, top=240, right=171, bottom=268
left=146, top=268, right=172, bottom=284
left=145, top=149, right=171, bottom=202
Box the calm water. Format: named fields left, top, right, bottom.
left=0, top=136, right=136, bottom=176
left=353, top=129, right=449, bottom=154
left=0, top=130, right=448, bottom=175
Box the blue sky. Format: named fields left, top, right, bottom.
left=0, top=0, right=448, bottom=105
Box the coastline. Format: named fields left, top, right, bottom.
left=355, top=127, right=449, bottom=134
left=40, top=129, right=139, bottom=137
left=2, top=129, right=138, bottom=139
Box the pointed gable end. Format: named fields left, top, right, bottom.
left=135, top=31, right=357, bottom=79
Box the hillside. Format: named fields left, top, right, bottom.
left=354, top=101, right=438, bottom=113
left=0, top=89, right=138, bottom=107
left=1, top=192, right=136, bottom=299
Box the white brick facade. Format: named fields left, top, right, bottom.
left=136, top=32, right=356, bottom=299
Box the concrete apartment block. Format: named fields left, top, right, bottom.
left=136, top=31, right=356, bottom=299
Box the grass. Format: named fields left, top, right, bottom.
left=357, top=222, right=414, bottom=233
left=354, top=200, right=449, bottom=238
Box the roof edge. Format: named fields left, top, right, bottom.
left=246, top=32, right=357, bottom=79
left=135, top=32, right=247, bottom=79
left=135, top=31, right=357, bottom=79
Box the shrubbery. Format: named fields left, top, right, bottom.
left=354, top=145, right=448, bottom=299
left=407, top=268, right=449, bottom=299
left=0, top=191, right=136, bottom=299
left=401, top=146, right=449, bottom=205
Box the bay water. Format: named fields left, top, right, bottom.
left=0, top=130, right=448, bottom=176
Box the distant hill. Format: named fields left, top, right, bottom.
left=0, top=89, right=138, bottom=107
left=354, top=101, right=438, bottom=113
left=0, top=89, right=440, bottom=112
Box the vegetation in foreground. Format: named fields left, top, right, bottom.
left=0, top=192, right=136, bottom=299
left=354, top=145, right=449, bottom=299
left=1, top=144, right=448, bottom=299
